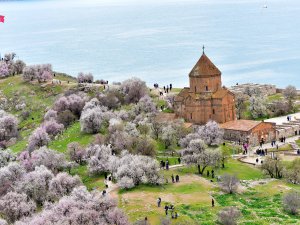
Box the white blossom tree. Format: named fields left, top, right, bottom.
left=218, top=207, right=241, bottom=225
left=44, top=109, right=58, bottom=121
left=219, top=174, right=239, bottom=194
left=86, top=145, right=112, bottom=175
left=249, top=96, right=268, bottom=119
left=13, top=60, right=26, bottom=75
left=49, top=172, right=81, bottom=200
left=0, top=149, right=15, bottom=168
left=0, top=62, right=9, bottom=78
left=0, top=162, right=25, bottom=196
left=54, top=93, right=86, bottom=117
left=161, top=124, right=176, bottom=149
left=282, top=191, right=300, bottom=215
left=22, top=64, right=53, bottom=83
left=283, top=85, right=297, bottom=111
left=41, top=119, right=64, bottom=138
left=27, top=128, right=50, bottom=152
left=181, top=139, right=221, bottom=174
left=15, top=165, right=54, bottom=205
left=80, top=105, right=109, bottom=134
left=197, top=120, right=223, bottom=146
left=134, top=95, right=157, bottom=115
left=29, top=147, right=67, bottom=173
left=0, top=110, right=19, bottom=142
left=67, top=142, right=86, bottom=165
left=109, top=130, right=134, bottom=153
left=0, top=192, right=36, bottom=223
left=110, top=151, right=162, bottom=189
left=15, top=186, right=129, bottom=225
left=120, top=77, right=148, bottom=103
left=77, top=72, right=94, bottom=83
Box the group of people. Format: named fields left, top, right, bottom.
left=153, top=83, right=173, bottom=96
left=206, top=169, right=215, bottom=179
left=163, top=84, right=172, bottom=93
left=160, top=159, right=170, bottom=170
left=171, top=174, right=180, bottom=183
left=157, top=198, right=179, bottom=218
left=256, top=148, right=267, bottom=156
left=255, top=158, right=263, bottom=164
left=279, top=137, right=286, bottom=143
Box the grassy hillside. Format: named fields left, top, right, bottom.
left=0, top=74, right=77, bottom=152
left=1, top=76, right=299, bottom=224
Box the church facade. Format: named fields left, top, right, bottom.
left=174, top=52, right=236, bottom=125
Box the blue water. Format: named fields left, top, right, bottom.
left=0, top=0, right=300, bottom=88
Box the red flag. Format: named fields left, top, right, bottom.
left=0, top=15, right=5, bottom=23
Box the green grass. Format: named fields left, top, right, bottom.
left=170, top=88, right=182, bottom=93
left=214, top=181, right=300, bottom=224
left=119, top=166, right=298, bottom=224
left=267, top=93, right=283, bottom=102
left=0, top=75, right=75, bottom=152
left=118, top=172, right=214, bottom=224
left=269, top=143, right=293, bottom=152
left=49, top=122, right=94, bottom=153
left=156, top=156, right=180, bottom=166
left=177, top=158, right=264, bottom=181
left=70, top=165, right=105, bottom=191
left=217, top=158, right=264, bottom=180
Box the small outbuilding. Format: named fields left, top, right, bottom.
left=220, top=120, right=276, bottom=146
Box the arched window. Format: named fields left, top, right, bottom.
left=195, top=86, right=197, bottom=92
left=190, top=113, right=192, bottom=119
left=205, top=86, right=208, bottom=91
left=213, top=109, right=215, bottom=114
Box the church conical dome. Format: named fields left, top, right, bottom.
left=189, top=53, right=221, bottom=77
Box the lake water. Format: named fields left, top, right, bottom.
left=0, top=0, right=300, bottom=88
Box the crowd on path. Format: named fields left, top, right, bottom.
left=152, top=83, right=173, bottom=97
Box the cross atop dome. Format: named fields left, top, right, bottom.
left=189, top=50, right=221, bottom=77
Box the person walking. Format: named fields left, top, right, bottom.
left=207, top=170, right=210, bottom=177
left=164, top=205, right=169, bottom=215
left=160, top=160, right=164, bottom=169
left=171, top=174, right=175, bottom=183
left=178, top=157, right=181, bottom=164
left=211, top=170, right=214, bottom=179
left=212, top=198, right=215, bottom=207
left=157, top=197, right=161, bottom=207
left=175, top=175, right=179, bottom=182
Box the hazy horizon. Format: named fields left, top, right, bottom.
left=1, top=0, right=299, bottom=88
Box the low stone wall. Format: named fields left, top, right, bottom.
left=276, top=123, right=300, bottom=139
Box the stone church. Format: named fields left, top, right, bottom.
left=174, top=52, right=236, bottom=125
